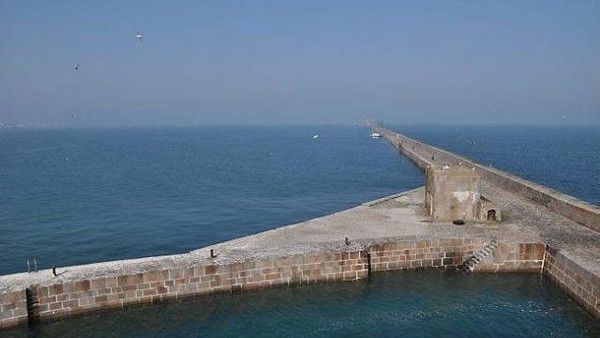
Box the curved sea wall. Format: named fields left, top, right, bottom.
left=377, top=128, right=600, bottom=233
left=1, top=238, right=545, bottom=329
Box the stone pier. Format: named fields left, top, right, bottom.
left=2, top=127, right=599, bottom=329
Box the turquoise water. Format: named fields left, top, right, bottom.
left=4, top=270, right=599, bottom=337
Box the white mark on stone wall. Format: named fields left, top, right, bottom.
left=452, top=191, right=471, bottom=203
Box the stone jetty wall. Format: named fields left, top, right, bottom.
left=377, top=128, right=600, bottom=233
left=0, top=290, right=26, bottom=329
left=369, top=239, right=544, bottom=274
left=0, top=238, right=545, bottom=329
left=0, top=251, right=368, bottom=329
left=544, top=246, right=600, bottom=318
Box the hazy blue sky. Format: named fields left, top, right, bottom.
left=1, top=0, right=599, bottom=126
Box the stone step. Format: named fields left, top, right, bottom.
left=458, top=239, right=500, bottom=272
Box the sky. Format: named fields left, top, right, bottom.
left=1, top=0, right=599, bottom=127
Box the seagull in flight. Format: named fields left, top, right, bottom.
left=136, top=31, right=143, bottom=42
left=75, top=64, right=80, bottom=71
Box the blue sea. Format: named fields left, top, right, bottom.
left=1, top=125, right=599, bottom=336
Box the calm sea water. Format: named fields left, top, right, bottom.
left=1, top=125, right=599, bottom=336
left=0, top=125, right=424, bottom=275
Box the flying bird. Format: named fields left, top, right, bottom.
left=136, top=31, right=143, bottom=42
left=75, top=64, right=80, bottom=71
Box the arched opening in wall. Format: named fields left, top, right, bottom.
left=487, top=209, right=497, bottom=221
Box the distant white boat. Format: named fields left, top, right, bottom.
left=370, top=132, right=382, bottom=139
left=312, top=135, right=319, bottom=139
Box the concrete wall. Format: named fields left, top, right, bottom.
left=425, top=165, right=482, bottom=221
left=378, top=128, right=600, bottom=233
left=0, top=238, right=545, bottom=329
left=544, top=246, right=600, bottom=319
